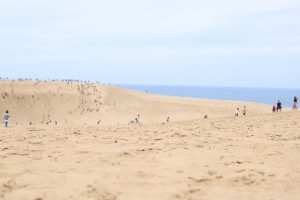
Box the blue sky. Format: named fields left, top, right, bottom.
left=0, top=0, right=300, bottom=88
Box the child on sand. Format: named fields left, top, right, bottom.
left=272, top=105, right=276, bottom=112
left=2, top=110, right=10, bottom=127
left=293, top=96, right=298, bottom=110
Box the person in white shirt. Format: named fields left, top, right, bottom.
left=2, top=110, right=10, bottom=127
left=235, top=108, right=239, bottom=117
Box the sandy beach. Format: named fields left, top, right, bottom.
left=0, top=81, right=299, bottom=200
left=2, top=0, right=300, bottom=199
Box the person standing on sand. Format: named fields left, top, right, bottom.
left=293, top=96, right=298, bottom=110
left=277, top=100, right=282, bottom=112
left=2, top=110, right=10, bottom=127
left=243, top=106, right=247, bottom=116
left=235, top=108, right=239, bottom=117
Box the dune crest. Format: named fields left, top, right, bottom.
left=0, top=80, right=272, bottom=126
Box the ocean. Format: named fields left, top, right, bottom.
left=120, top=85, right=300, bottom=108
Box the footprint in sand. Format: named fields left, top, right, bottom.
left=85, top=185, right=118, bottom=200
left=174, top=188, right=207, bottom=200
left=188, top=176, right=211, bottom=183
left=231, top=174, right=259, bottom=186
left=0, top=179, right=15, bottom=198
left=0, top=179, right=28, bottom=198
left=120, top=152, right=130, bottom=157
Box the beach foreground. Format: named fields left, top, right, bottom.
left=1, top=111, right=300, bottom=200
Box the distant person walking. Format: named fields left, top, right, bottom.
left=235, top=108, right=239, bottom=117
left=277, top=100, right=282, bottom=112
left=243, top=106, right=247, bottom=116
left=2, top=110, right=10, bottom=127
left=293, top=96, right=298, bottom=110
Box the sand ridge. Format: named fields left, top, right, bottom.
left=0, top=80, right=271, bottom=126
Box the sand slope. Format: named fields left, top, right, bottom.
left=0, top=111, right=299, bottom=200
left=0, top=80, right=271, bottom=125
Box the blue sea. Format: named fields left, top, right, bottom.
left=121, top=85, right=300, bottom=108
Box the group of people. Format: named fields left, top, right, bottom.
left=272, top=96, right=298, bottom=112
left=2, top=96, right=299, bottom=128
left=235, top=106, right=247, bottom=117
left=130, top=115, right=141, bottom=124
left=234, top=96, right=298, bottom=117
left=0, top=77, right=103, bottom=85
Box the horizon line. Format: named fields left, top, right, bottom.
left=0, top=77, right=299, bottom=90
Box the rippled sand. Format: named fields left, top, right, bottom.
left=1, top=112, right=299, bottom=200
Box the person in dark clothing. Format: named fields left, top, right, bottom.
left=293, top=96, right=298, bottom=110
left=277, top=100, right=282, bottom=112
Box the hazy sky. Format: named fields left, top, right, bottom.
left=0, top=0, right=300, bottom=88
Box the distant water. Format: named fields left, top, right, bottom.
left=121, top=85, right=300, bottom=108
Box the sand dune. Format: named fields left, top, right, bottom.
left=1, top=80, right=299, bottom=200
left=0, top=80, right=271, bottom=126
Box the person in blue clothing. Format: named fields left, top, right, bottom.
left=276, top=100, right=282, bottom=112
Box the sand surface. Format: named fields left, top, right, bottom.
left=1, top=80, right=299, bottom=200
left=1, top=112, right=300, bottom=200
